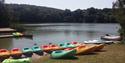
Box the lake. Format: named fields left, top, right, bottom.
left=0, top=23, right=119, bottom=50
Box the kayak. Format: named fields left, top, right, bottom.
left=84, top=40, right=102, bottom=44
left=2, top=58, right=31, bottom=63
left=41, top=45, right=63, bottom=52
left=10, top=48, right=22, bottom=58
left=0, top=49, right=10, bottom=60
left=71, top=42, right=85, bottom=47
left=101, top=36, right=121, bottom=41
left=75, top=45, right=96, bottom=55
left=22, top=47, right=33, bottom=57
left=50, top=44, right=64, bottom=50
left=94, top=44, right=105, bottom=51
left=32, top=46, right=43, bottom=55
left=59, top=43, right=76, bottom=48
left=12, top=32, right=23, bottom=37
left=51, top=49, right=76, bottom=59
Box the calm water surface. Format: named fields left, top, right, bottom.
left=0, top=23, right=119, bottom=50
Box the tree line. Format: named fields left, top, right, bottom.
left=0, top=3, right=118, bottom=27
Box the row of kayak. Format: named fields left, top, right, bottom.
left=0, top=46, right=43, bottom=60
left=0, top=42, right=105, bottom=60
left=51, top=44, right=104, bottom=59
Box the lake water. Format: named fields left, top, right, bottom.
left=0, top=23, right=119, bottom=50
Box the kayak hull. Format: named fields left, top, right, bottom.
left=75, top=45, right=96, bottom=55
left=32, top=46, right=43, bottom=55
left=22, top=48, right=33, bottom=57
left=0, top=49, right=10, bottom=60
left=10, top=48, right=22, bottom=58
left=2, top=58, right=31, bottom=63
left=51, top=49, right=76, bottom=59
left=101, top=36, right=121, bottom=41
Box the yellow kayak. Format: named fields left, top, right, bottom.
left=75, top=45, right=96, bottom=55
left=94, top=44, right=105, bottom=51
left=87, top=44, right=105, bottom=51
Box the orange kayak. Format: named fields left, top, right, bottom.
left=41, top=45, right=63, bottom=52
left=75, top=45, right=96, bottom=55
left=0, top=49, right=10, bottom=59
left=10, top=48, right=22, bottom=58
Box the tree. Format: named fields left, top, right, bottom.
left=0, top=0, right=9, bottom=27
left=113, top=0, right=125, bottom=42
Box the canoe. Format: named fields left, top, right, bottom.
left=41, top=45, right=63, bottom=52
left=0, top=49, right=10, bottom=60
left=59, top=43, right=76, bottom=48
left=51, top=49, right=76, bottom=59
left=32, top=46, right=43, bottom=55
left=2, top=58, right=31, bottom=63
left=22, top=47, right=33, bottom=57
left=10, top=48, right=22, bottom=58
left=101, top=36, right=121, bottom=41
left=75, top=45, right=96, bottom=55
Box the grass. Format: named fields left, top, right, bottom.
left=32, top=43, right=125, bottom=63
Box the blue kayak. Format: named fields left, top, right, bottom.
left=51, top=49, right=76, bottom=59
left=32, top=46, right=43, bottom=55
left=22, top=47, right=33, bottom=57
left=59, top=43, right=76, bottom=48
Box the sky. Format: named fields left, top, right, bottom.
left=5, top=0, right=116, bottom=10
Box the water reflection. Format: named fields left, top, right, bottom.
left=0, top=23, right=119, bottom=49
left=0, top=38, right=13, bottom=50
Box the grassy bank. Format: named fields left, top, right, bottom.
left=32, top=43, right=125, bottom=63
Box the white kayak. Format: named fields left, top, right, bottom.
left=84, top=40, right=114, bottom=44
left=84, top=40, right=102, bottom=44
left=101, top=36, right=121, bottom=41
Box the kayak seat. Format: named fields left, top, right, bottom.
left=0, top=49, right=7, bottom=52
left=73, top=42, right=78, bottom=44
left=51, top=45, right=56, bottom=47
left=55, top=50, right=62, bottom=53
left=12, top=48, right=19, bottom=51
left=43, top=45, right=48, bottom=48
left=24, top=48, right=29, bottom=50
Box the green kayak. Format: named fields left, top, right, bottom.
left=2, top=58, right=31, bottom=63
left=51, top=49, right=76, bottom=59
left=22, top=48, right=33, bottom=57
left=59, top=43, right=76, bottom=48
left=32, top=46, right=43, bottom=55
left=12, top=32, right=23, bottom=37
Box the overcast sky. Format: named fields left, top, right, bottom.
left=5, top=0, right=116, bottom=10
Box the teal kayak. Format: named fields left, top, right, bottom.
left=59, top=43, right=76, bottom=48
left=32, top=46, right=43, bottom=55
left=2, top=58, right=31, bottom=63
left=51, top=49, right=76, bottom=59
left=22, top=48, right=33, bottom=57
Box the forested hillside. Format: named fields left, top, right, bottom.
left=0, top=3, right=117, bottom=26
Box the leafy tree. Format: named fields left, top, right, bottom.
left=113, top=0, right=125, bottom=42
left=0, top=0, right=9, bottom=27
